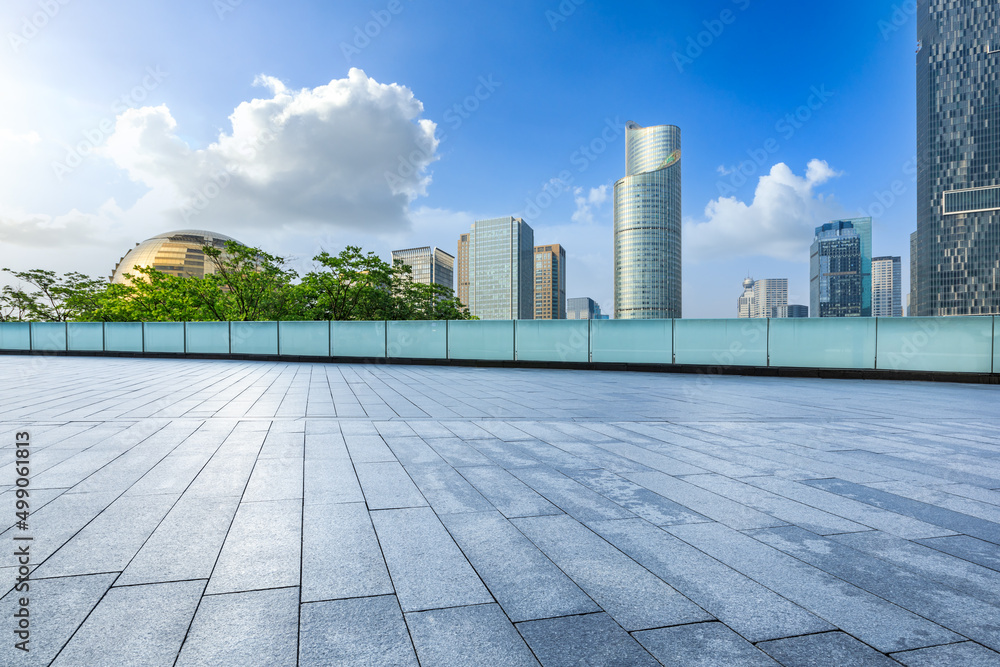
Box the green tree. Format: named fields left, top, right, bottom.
left=1, top=269, right=110, bottom=322
left=196, top=241, right=301, bottom=321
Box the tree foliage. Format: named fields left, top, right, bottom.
left=1, top=242, right=474, bottom=323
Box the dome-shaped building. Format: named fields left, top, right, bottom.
left=111, top=230, right=243, bottom=285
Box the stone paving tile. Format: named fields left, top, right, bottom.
left=588, top=518, right=833, bottom=642
left=442, top=510, right=599, bottom=622
left=513, top=514, right=712, bottom=631
left=667, top=522, right=963, bottom=652
left=517, top=612, right=660, bottom=666
left=757, top=632, right=900, bottom=666
left=302, top=501, right=393, bottom=602
left=406, top=603, right=539, bottom=667
left=52, top=580, right=205, bottom=667
left=175, top=587, right=299, bottom=667
left=299, top=595, right=418, bottom=666
left=3, top=357, right=1000, bottom=666
left=891, top=641, right=1000, bottom=666
left=634, top=622, right=781, bottom=667
left=0, top=573, right=116, bottom=666
left=371, top=506, right=493, bottom=612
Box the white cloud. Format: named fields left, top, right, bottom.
left=97, top=68, right=439, bottom=233
left=685, top=159, right=844, bottom=263
left=0, top=129, right=41, bottom=145
left=571, top=185, right=610, bottom=224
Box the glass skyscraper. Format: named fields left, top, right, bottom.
left=466, top=216, right=534, bottom=320
left=914, top=0, right=1000, bottom=315
left=810, top=220, right=872, bottom=318
left=613, top=122, right=682, bottom=319
left=533, top=244, right=566, bottom=320
left=873, top=256, right=904, bottom=318
left=390, top=247, right=455, bottom=290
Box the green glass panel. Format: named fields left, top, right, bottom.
left=104, top=323, right=143, bottom=352
left=185, top=322, right=230, bottom=354
left=674, top=319, right=768, bottom=367
left=331, top=321, right=386, bottom=358
left=769, top=318, right=876, bottom=369
left=877, top=317, right=993, bottom=373
left=515, top=321, right=589, bottom=363
left=279, top=322, right=330, bottom=357
left=30, top=323, right=66, bottom=351
left=448, top=321, right=514, bottom=361
left=591, top=320, right=672, bottom=364
left=387, top=321, right=447, bottom=359
left=67, top=323, right=104, bottom=351
left=232, top=322, right=278, bottom=356
left=0, top=323, right=31, bottom=350
left=143, top=323, right=185, bottom=354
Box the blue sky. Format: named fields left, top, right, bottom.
left=0, top=0, right=919, bottom=317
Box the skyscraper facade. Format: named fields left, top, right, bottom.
left=457, top=233, right=470, bottom=307
left=873, top=256, right=904, bottom=318
left=533, top=244, right=567, bottom=320
left=914, top=0, right=1000, bottom=315
left=567, top=297, right=605, bottom=320
left=391, top=247, right=455, bottom=290
left=614, top=122, right=682, bottom=319
left=466, top=216, right=534, bottom=320
left=737, top=278, right=789, bottom=318
left=810, top=220, right=871, bottom=318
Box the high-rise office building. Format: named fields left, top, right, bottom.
left=788, top=305, right=809, bottom=318
left=568, top=297, right=605, bottom=320
left=534, top=244, right=566, bottom=320
left=913, top=1, right=1000, bottom=315
left=737, top=278, right=789, bottom=318
left=391, top=247, right=455, bottom=290
left=909, top=231, right=918, bottom=316
left=873, top=256, right=903, bottom=318
left=457, top=233, right=470, bottom=307
left=810, top=220, right=871, bottom=318
left=614, top=122, right=682, bottom=319
left=466, top=216, right=534, bottom=320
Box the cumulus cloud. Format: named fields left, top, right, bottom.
left=100, top=68, right=439, bottom=232
left=685, top=159, right=844, bottom=263
left=571, top=185, right=610, bottom=224
left=0, top=200, right=129, bottom=249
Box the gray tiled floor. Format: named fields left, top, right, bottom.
left=1, top=357, right=1000, bottom=666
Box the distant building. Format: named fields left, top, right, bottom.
left=737, top=278, right=788, bottom=318
left=391, top=247, right=455, bottom=290
left=568, top=297, right=605, bottom=320
left=466, top=217, right=535, bottom=320
left=913, top=1, right=1000, bottom=315
left=614, top=121, right=682, bottom=319
left=534, top=244, right=567, bottom=320
left=810, top=219, right=872, bottom=318
left=788, top=305, right=809, bottom=318
left=909, top=231, right=918, bottom=316
left=111, top=229, right=243, bottom=285
left=457, top=233, right=470, bottom=308
left=873, top=256, right=903, bottom=318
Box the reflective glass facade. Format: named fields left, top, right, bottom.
left=873, top=256, right=904, bottom=318
left=457, top=233, right=470, bottom=307
left=391, top=247, right=455, bottom=290
left=567, top=297, right=603, bottom=320
left=810, top=221, right=869, bottom=318
left=915, top=0, right=1000, bottom=315
left=614, top=123, right=681, bottom=319
left=467, top=217, right=534, bottom=320
left=533, top=244, right=566, bottom=320
left=111, top=230, right=241, bottom=285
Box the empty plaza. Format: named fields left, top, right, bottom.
left=1, top=356, right=999, bottom=666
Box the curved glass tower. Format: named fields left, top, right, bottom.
left=614, top=122, right=681, bottom=319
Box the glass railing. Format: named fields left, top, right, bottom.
left=0, top=318, right=995, bottom=374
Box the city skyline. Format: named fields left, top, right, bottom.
left=0, top=1, right=924, bottom=319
